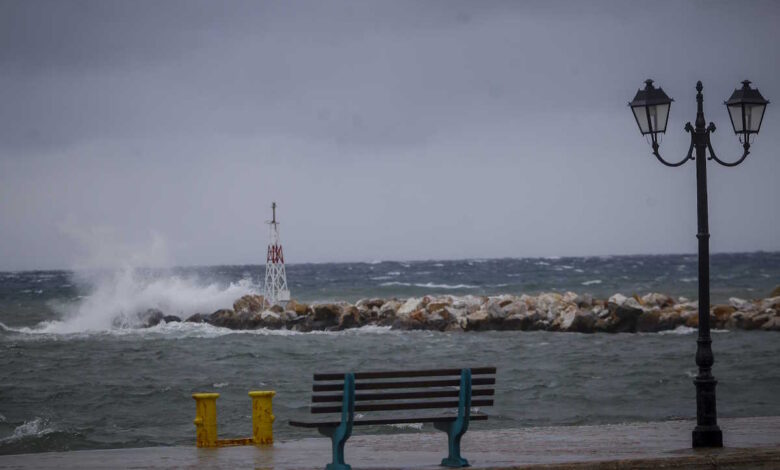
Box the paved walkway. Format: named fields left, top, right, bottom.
left=1, top=416, right=779, bottom=469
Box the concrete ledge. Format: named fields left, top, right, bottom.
left=1, top=416, right=779, bottom=469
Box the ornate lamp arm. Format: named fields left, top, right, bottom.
left=651, top=122, right=695, bottom=167
left=706, top=123, right=751, bottom=167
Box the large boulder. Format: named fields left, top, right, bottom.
left=259, top=310, right=284, bottom=329
left=377, top=300, right=401, bottom=326
left=727, top=310, right=770, bottom=330
left=397, top=298, right=424, bottom=317
left=140, top=308, right=165, bottom=327
left=426, top=300, right=452, bottom=313
left=464, top=309, right=490, bottom=331
left=285, top=299, right=309, bottom=316
left=356, top=298, right=386, bottom=310
left=557, top=306, right=595, bottom=333
left=185, top=313, right=209, bottom=323
left=674, top=300, right=698, bottom=314
left=729, top=297, right=754, bottom=311
left=636, top=310, right=680, bottom=332
left=233, top=295, right=266, bottom=314
left=425, top=309, right=454, bottom=331
left=761, top=315, right=780, bottom=331
left=504, top=299, right=527, bottom=314
left=452, top=296, right=485, bottom=314
left=574, top=293, right=593, bottom=308
left=207, top=309, right=239, bottom=329
left=311, top=304, right=343, bottom=329
left=537, top=293, right=564, bottom=320
left=485, top=299, right=508, bottom=320
left=712, top=305, right=736, bottom=328
left=392, top=309, right=429, bottom=330
left=641, top=293, right=675, bottom=309
left=606, top=302, right=643, bottom=333
left=337, top=306, right=361, bottom=330
left=502, top=311, right=534, bottom=331
left=608, top=293, right=628, bottom=307
left=760, top=297, right=780, bottom=311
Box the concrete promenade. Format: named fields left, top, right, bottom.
left=1, top=416, right=778, bottom=469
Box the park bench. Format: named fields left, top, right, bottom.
left=289, top=366, right=496, bottom=469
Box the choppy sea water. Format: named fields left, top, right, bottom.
left=1, top=253, right=779, bottom=455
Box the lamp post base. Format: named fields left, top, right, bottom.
left=692, top=425, right=723, bottom=448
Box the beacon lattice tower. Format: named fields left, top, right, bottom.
left=263, top=202, right=290, bottom=306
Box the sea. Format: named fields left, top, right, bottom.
left=1, top=252, right=779, bottom=455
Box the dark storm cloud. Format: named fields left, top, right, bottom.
left=0, top=0, right=778, bottom=270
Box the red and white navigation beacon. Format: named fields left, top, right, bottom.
left=263, top=202, right=291, bottom=306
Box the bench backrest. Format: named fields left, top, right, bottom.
left=309, top=367, right=495, bottom=416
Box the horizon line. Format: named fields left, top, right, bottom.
left=1, top=249, right=777, bottom=273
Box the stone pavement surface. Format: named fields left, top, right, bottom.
left=1, top=416, right=779, bottom=469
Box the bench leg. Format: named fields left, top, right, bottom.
left=434, top=421, right=469, bottom=467
left=318, top=426, right=351, bottom=470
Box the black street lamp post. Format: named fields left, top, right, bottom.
left=628, top=80, right=769, bottom=448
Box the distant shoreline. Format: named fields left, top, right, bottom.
left=2, top=250, right=779, bottom=274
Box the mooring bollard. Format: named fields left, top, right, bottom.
left=192, top=393, right=220, bottom=448
left=249, top=390, right=276, bottom=444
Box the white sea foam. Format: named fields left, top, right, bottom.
left=213, top=382, right=229, bottom=388
left=378, top=281, right=477, bottom=289
left=388, top=422, right=423, bottom=430
left=581, top=279, right=602, bottom=286
left=17, top=268, right=257, bottom=335
left=658, top=326, right=697, bottom=335
left=0, top=418, right=56, bottom=444
left=680, top=277, right=697, bottom=283
left=3, top=318, right=396, bottom=340
left=658, top=326, right=731, bottom=336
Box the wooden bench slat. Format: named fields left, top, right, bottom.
left=312, top=388, right=495, bottom=403
left=289, top=412, right=489, bottom=429
left=311, top=398, right=494, bottom=414
left=312, top=377, right=495, bottom=392
left=313, top=367, right=495, bottom=381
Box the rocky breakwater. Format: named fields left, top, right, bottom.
left=142, top=288, right=780, bottom=333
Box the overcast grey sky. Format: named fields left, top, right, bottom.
left=1, top=0, right=778, bottom=270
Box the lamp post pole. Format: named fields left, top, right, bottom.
left=629, top=79, right=768, bottom=448
left=690, top=82, right=720, bottom=448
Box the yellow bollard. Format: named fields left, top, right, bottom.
left=249, top=391, right=276, bottom=444
left=192, top=393, right=220, bottom=448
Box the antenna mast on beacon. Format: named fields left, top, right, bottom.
left=263, top=202, right=290, bottom=306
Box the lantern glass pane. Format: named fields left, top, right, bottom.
left=746, top=104, right=765, bottom=132
left=728, top=104, right=744, bottom=133
left=653, top=103, right=670, bottom=133
left=632, top=106, right=650, bottom=134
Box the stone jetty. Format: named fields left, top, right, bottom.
left=143, top=288, right=780, bottom=333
